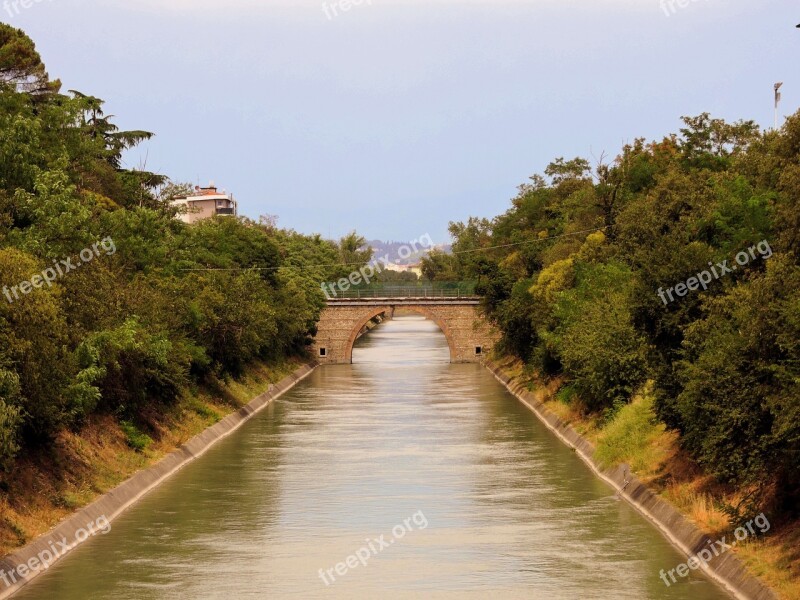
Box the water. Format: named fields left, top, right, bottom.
left=14, top=316, right=730, bottom=599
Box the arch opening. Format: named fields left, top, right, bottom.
left=345, top=306, right=457, bottom=364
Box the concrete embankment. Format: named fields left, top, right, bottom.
left=0, top=362, right=317, bottom=599
left=485, top=360, right=778, bottom=600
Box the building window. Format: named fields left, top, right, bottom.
left=475, top=346, right=483, bottom=356
left=319, top=348, right=327, bottom=357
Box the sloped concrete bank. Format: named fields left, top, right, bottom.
left=485, top=360, right=777, bottom=600
left=0, top=362, right=317, bottom=599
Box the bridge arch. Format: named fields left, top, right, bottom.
left=312, top=298, right=499, bottom=365
left=343, top=305, right=457, bottom=363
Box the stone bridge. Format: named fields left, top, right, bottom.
left=312, top=297, right=500, bottom=364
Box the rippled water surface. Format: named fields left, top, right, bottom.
left=16, top=316, right=730, bottom=599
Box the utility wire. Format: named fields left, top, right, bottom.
left=449, top=225, right=610, bottom=255
left=176, top=225, right=611, bottom=272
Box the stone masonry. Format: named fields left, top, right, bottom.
left=312, top=298, right=500, bottom=364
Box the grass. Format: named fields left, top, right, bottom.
left=185, top=397, right=220, bottom=421
left=555, top=384, right=577, bottom=404
left=593, top=387, right=677, bottom=481
left=661, top=485, right=731, bottom=536
left=736, top=527, right=800, bottom=599
left=119, top=421, right=153, bottom=452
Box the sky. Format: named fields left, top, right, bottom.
left=3, top=0, right=798, bottom=243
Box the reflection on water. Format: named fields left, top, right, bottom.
left=15, top=316, right=730, bottom=599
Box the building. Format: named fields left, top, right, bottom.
left=383, top=262, right=423, bottom=278
left=406, top=263, right=423, bottom=278
left=172, top=183, right=238, bottom=225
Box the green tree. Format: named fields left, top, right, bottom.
left=676, top=256, right=800, bottom=496
left=421, top=249, right=459, bottom=282
left=551, top=262, right=649, bottom=412
left=0, top=24, right=59, bottom=95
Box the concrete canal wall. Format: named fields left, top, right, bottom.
left=0, top=363, right=318, bottom=599
left=485, top=360, right=777, bottom=600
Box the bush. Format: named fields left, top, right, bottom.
left=552, top=262, right=649, bottom=412
left=77, top=318, right=189, bottom=416
left=0, top=248, right=72, bottom=439
left=119, top=421, right=152, bottom=452
left=594, top=388, right=673, bottom=478
left=676, top=256, right=800, bottom=494
left=0, top=375, right=22, bottom=469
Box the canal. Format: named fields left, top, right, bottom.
left=15, top=315, right=730, bottom=599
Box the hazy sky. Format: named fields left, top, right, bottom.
left=4, top=0, right=798, bottom=242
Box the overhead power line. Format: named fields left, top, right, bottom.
left=176, top=225, right=611, bottom=272
left=450, top=225, right=611, bottom=256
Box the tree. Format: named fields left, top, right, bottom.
left=0, top=26, right=341, bottom=484
left=0, top=248, right=72, bottom=439
left=551, top=262, right=649, bottom=412
left=0, top=370, right=22, bottom=470
left=421, top=249, right=459, bottom=281
left=0, top=24, right=59, bottom=95
left=337, top=231, right=372, bottom=276
left=676, top=256, right=800, bottom=498
left=544, top=157, right=591, bottom=185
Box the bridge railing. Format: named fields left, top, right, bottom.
left=331, top=282, right=478, bottom=299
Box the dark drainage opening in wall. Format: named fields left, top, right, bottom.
left=475, top=346, right=483, bottom=356
left=319, top=348, right=327, bottom=357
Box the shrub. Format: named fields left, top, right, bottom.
left=594, top=388, right=673, bottom=478
left=552, top=262, right=649, bottom=412
left=119, top=421, right=152, bottom=452
left=0, top=393, right=21, bottom=470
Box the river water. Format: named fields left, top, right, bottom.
left=15, top=315, right=730, bottom=599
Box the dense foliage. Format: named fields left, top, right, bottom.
left=0, top=26, right=364, bottom=467
left=428, top=112, right=800, bottom=511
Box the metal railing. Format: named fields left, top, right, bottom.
left=331, top=282, right=478, bottom=299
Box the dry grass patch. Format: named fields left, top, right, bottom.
left=736, top=526, right=800, bottom=600
left=593, top=388, right=678, bottom=483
